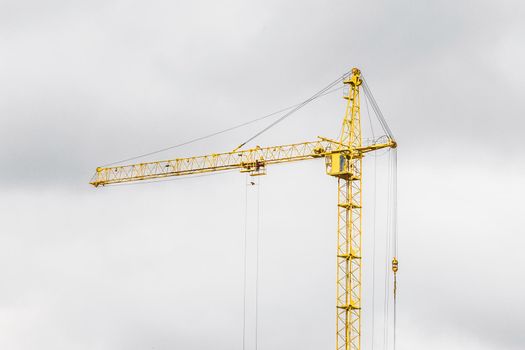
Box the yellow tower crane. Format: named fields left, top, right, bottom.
left=90, top=67, right=397, bottom=350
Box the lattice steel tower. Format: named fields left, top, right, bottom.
left=91, top=67, right=397, bottom=350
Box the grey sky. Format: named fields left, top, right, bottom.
left=1, top=1, right=524, bottom=349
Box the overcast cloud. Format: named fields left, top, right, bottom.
left=1, top=1, right=524, bottom=349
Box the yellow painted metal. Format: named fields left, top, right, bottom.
left=334, top=67, right=363, bottom=350
left=91, top=140, right=336, bottom=186
left=90, top=67, right=396, bottom=350
left=90, top=138, right=393, bottom=187
left=392, top=257, right=399, bottom=298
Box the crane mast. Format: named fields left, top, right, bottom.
left=334, top=68, right=363, bottom=350
left=91, top=68, right=397, bottom=350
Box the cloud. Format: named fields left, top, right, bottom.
left=0, top=1, right=524, bottom=349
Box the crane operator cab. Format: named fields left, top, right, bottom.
left=325, top=152, right=358, bottom=179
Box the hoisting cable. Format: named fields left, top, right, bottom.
left=391, top=147, right=399, bottom=350
left=365, top=90, right=378, bottom=350
left=232, top=71, right=351, bottom=151
left=102, top=85, right=344, bottom=167
left=242, top=174, right=249, bottom=350
left=383, top=149, right=393, bottom=350
left=383, top=146, right=399, bottom=350
left=255, top=177, right=261, bottom=350
left=241, top=176, right=263, bottom=350
left=362, top=75, right=398, bottom=350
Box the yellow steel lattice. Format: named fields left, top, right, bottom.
left=90, top=68, right=396, bottom=350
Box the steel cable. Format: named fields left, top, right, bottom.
left=392, top=148, right=398, bottom=350
left=242, top=175, right=249, bottom=350
left=365, top=90, right=378, bottom=350
left=255, top=177, right=261, bottom=350
left=361, top=76, right=395, bottom=140
left=233, top=71, right=350, bottom=151
left=383, top=149, right=393, bottom=350
left=102, top=85, right=345, bottom=167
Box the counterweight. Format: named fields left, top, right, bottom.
left=91, top=67, right=397, bottom=350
